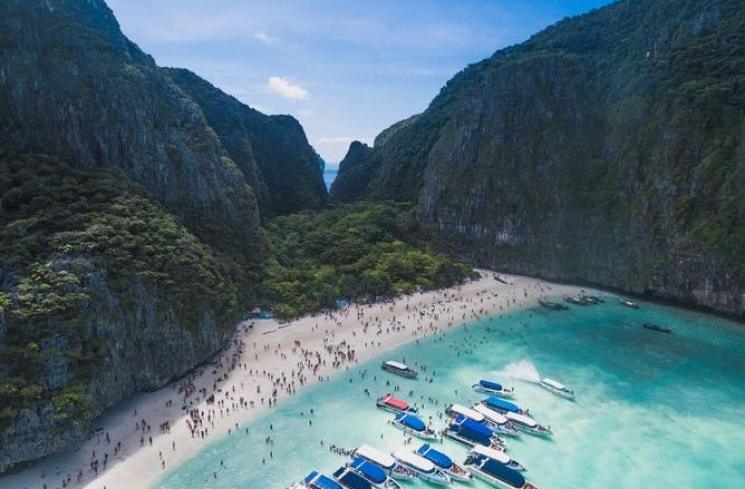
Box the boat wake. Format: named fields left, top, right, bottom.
left=496, top=359, right=541, bottom=383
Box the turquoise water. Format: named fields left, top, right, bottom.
left=156, top=301, right=745, bottom=488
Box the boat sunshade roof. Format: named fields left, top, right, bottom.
left=396, top=413, right=425, bottom=431
left=482, top=459, right=526, bottom=488
left=338, top=470, right=373, bottom=489
left=417, top=444, right=453, bottom=469
left=350, top=458, right=387, bottom=484
left=485, top=396, right=520, bottom=413
left=480, top=379, right=503, bottom=390
left=384, top=396, right=409, bottom=410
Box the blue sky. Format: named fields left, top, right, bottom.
left=107, top=0, right=611, bottom=162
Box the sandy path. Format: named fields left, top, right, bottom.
left=1, top=271, right=594, bottom=489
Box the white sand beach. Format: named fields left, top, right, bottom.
left=1, top=271, right=595, bottom=489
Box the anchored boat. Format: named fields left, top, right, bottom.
left=347, top=458, right=402, bottom=489
left=304, top=470, right=344, bottom=489
left=618, top=298, right=639, bottom=309
left=643, top=323, right=671, bottom=333
left=353, top=445, right=416, bottom=481
left=445, top=415, right=505, bottom=449
left=465, top=457, right=539, bottom=489
left=468, top=445, right=525, bottom=472
left=445, top=403, right=486, bottom=423
left=538, top=378, right=575, bottom=400
left=563, top=296, right=587, bottom=306
left=416, top=443, right=472, bottom=482
left=381, top=360, right=417, bottom=379
left=538, top=298, right=568, bottom=311
left=391, top=449, right=451, bottom=485
left=503, top=412, right=552, bottom=438
left=389, top=412, right=441, bottom=441
left=376, top=393, right=418, bottom=414
left=472, top=404, right=520, bottom=437
left=482, top=396, right=530, bottom=417
left=333, top=466, right=377, bottom=489
left=472, top=379, right=515, bottom=398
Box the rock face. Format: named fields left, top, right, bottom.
left=165, top=68, right=328, bottom=217
left=0, top=0, right=321, bottom=472
left=333, top=0, right=745, bottom=318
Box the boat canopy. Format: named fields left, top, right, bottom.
left=448, top=403, right=485, bottom=422
left=485, top=396, right=521, bottom=413
left=479, top=379, right=504, bottom=390
left=472, top=404, right=508, bottom=425
left=417, top=444, right=453, bottom=469
left=305, top=471, right=343, bottom=489
left=356, top=445, right=395, bottom=470
left=453, top=415, right=493, bottom=444
left=481, top=459, right=526, bottom=488
left=470, top=445, right=510, bottom=464
left=505, top=411, right=537, bottom=427
left=542, top=378, right=566, bottom=390
left=384, top=360, right=409, bottom=371
left=392, top=449, right=436, bottom=473
left=381, top=395, right=409, bottom=411
left=349, top=458, right=387, bottom=484
left=395, top=413, right=425, bottom=431
left=333, top=468, right=373, bottom=489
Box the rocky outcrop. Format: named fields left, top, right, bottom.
left=165, top=68, right=328, bottom=217
left=333, top=0, right=745, bottom=318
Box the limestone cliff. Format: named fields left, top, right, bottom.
left=333, top=0, right=745, bottom=318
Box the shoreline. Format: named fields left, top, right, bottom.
left=1, top=271, right=596, bottom=489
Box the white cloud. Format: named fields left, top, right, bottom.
left=254, top=31, right=276, bottom=45
left=268, top=76, right=309, bottom=100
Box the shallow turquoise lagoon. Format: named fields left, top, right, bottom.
left=156, top=301, right=745, bottom=488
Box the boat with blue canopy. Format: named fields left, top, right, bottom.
left=389, top=412, right=440, bottom=441
left=416, top=443, right=472, bottom=482
left=472, top=404, right=520, bottom=437
left=482, top=396, right=530, bottom=416
left=473, top=379, right=515, bottom=397
left=333, top=467, right=374, bottom=489
left=444, top=415, right=505, bottom=449
left=464, top=457, right=539, bottom=489
left=468, top=445, right=525, bottom=472
left=304, top=470, right=345, bottom=489
left=348, top=458, right=401, bottom=489
left=391, top=449, right=451, bottom=485
left=352, top=445, right=416, bottom=481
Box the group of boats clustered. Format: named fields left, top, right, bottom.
left=289, top=293, right=664, bottom=489
left=289, top=356, right=576, bottom=489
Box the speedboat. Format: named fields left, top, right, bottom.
left=563, top=296, right=587, bottom=306
left=444, top=415, right=505, bottom=449
left=580, top=294, right=603, bottom=304
left=352, top=444, right=416, bottom=481
left=468, top=445, right=525, bottom=472
left=304, top=470, right=344, bottom=489
left=333, top=466, right=376, bottom=489
left=389, top=412, right=441, bottom=441
left=618, top=298, right=639, bottom=309
left=377, top=393, right=418, bottom=414
left=464, top=457, right=539, bottom=489
left=643, top=323, right=671, bottom=333
left=471, top=404, right=520, bottom=437
left=416, top=443, right=472, bottom=483
left=503, top=412, right=552, bottom=438
left=381, top=360, right=417, bottom=379
left=481, top=396, right=531, bottom=417
left=472, top=379, right=515, bottom=398
left=392, top=449, right=452, bottom=485
left=538, top=378, right=575, bottom=400
left=538, top=299, right=568, bottom=311
left=348, top=458, right=402, bottom=489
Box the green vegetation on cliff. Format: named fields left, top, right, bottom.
left=261, top=203, right=477, bottom=318
left=0, top=154, right=244, bottom=435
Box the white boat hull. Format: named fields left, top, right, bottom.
left=390, top=421, right=441, bottom=441
left=473, top=385, right=515, bottom=398
left=444, top=430, right=504, bottom=450
left=538, top=382, right=574, bottom=400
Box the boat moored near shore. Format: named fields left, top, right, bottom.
left=381, top=360, right=417, bottom=379
left=472, top=379, right=515, bottom=398
left=416, top=443, right=472, bottom=482
left=445, top=415, right=505, bottom=449
left=465, top=457, right=539, bottom=489
left=481, top=396, right=531, bottom=417
left=389, top=412, right=441, bottom=441
left=618, top=298, right=639, bottom=309
left=352, top=445, right=417, bottom=481
left=504, top=412, right=552, bottom=438
left=468, top=445, right=525, bottom=472
left=538, top=378, right=574, bottom=400
left=472, top=404, right=520, bottom=437
left=348, top=458, right=402, bottom=489
left=376, top=394, right=418, bottom=414
left=538, top=298, right=568, bottom=311
left=391, top=449, right=451, bottom=485
left=304, top=470, right=344, bottom=489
